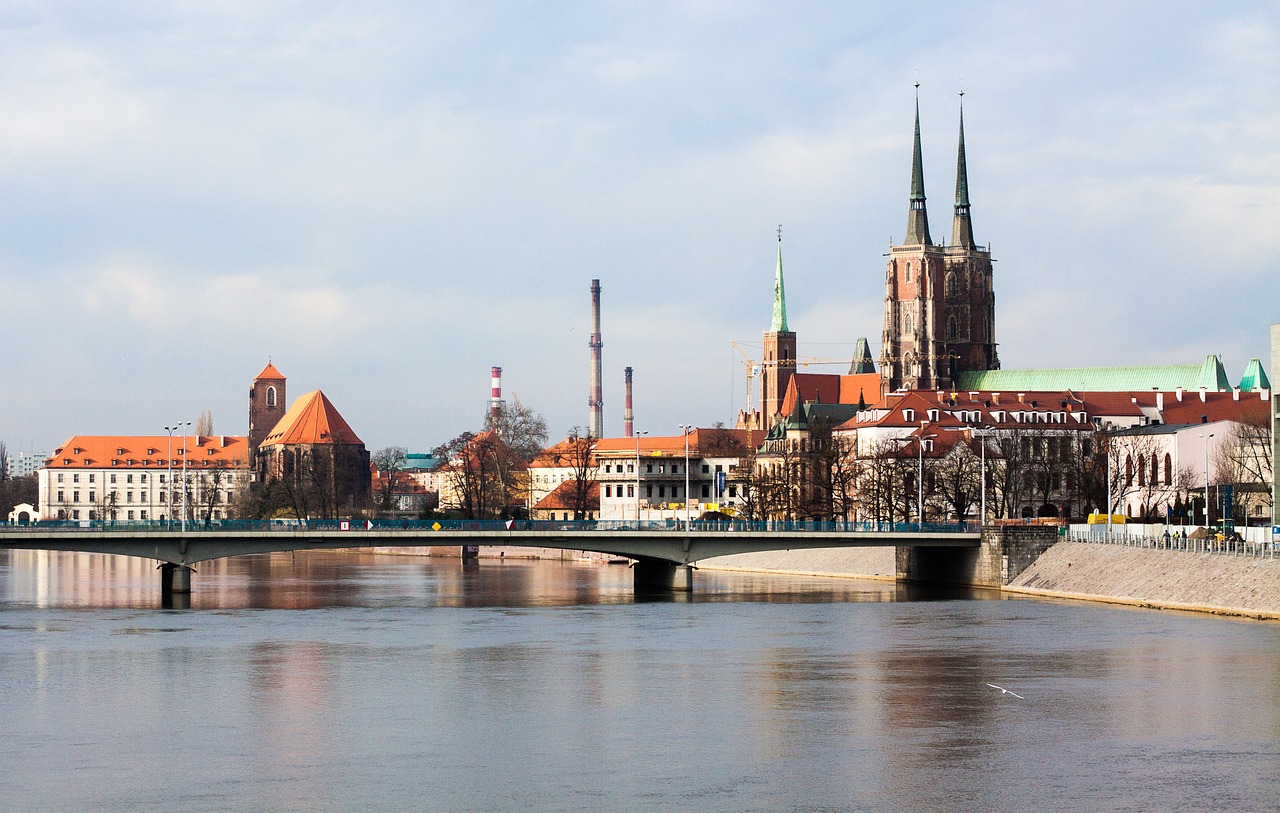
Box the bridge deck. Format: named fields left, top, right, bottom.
left=0, top=525, right=981, bottom=566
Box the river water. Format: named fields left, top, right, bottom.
left=0, top=549, right=1276, bottom=812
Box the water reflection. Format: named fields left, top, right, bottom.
left=0, top=550, right=972, bottom=610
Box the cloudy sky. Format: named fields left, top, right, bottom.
left=2, top=1, right=1277, bottom=455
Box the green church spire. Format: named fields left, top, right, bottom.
left=950, top=91, right=976, bottom=248
left=905, top=85, right=932, bottom=246
left=771, top=226, right=789, bottom=332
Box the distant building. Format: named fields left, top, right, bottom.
left=6, top=450, right=47, bottom=479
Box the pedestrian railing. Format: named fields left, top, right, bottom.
left=1068, top=528, right=1277, bottom=560
left=1, top=518, right=979, bottom=535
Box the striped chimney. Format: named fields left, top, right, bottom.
left=588, top=279, right=603, bottom=438
left=623, top=366, right=634, bottom=438
left=490, top=366, right=503, bottom=424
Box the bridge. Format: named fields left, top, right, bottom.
left=0, top=518, right=990, bottom=596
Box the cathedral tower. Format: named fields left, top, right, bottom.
left=762, top=230, right=796, bottom=427
left=881, top=91, right=998, bottom=396
left=249, top=361, right=286, bottom=464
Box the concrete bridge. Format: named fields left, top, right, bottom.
left=0, top=519, right=1056, bottom=598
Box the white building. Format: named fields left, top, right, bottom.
left=38, top=435, right=251, bottom=523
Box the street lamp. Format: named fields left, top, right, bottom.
left=1200, top=432, right=1215, bottom=529
left=163, top=425, right=176, bottom=529
left=178, top=421, right=191, bottom=533
left=634, top=430, right=649, bottom=523
left=679, top=424, right=694, bottom=529
left=973, top=429, right=990, bottom=526
left=917, top=421, right=935, bottom=527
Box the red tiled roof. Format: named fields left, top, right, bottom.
left=46, top=435, right=249, bottom=469
left=261, top=390, right=364, bottom=446
left=533, top=481, right=599, bottom=511
left=780, top=373, right=882, bottom=415
left=255, top=362, right=286, bottom=380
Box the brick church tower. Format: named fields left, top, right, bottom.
left=762, top=231, right=797, bottom=428
left=881, top=91, right=999, bottom=396
left=248, top=361, right=286, bottom=463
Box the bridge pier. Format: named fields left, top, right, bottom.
left=632, top=559, right=693, bottom=592
left=159, top=562, right=194, bottom=596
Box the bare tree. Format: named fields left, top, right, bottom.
left=484, top=395, right=549, bottom=461
left=373, top=446, right=409, bottom=512
left=563, top=428, right=598, bottom=521
left=934, top=439, right=981, bottom=522
left=195, top=411, right=214, bottom=437
left=0, top=441, right=8, bottom=483
left=1215, top=411, right=1273, bottom=523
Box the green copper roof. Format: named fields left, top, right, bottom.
left=1238, top=358, right=1271, bottom=391
left=911, top=99, right=926, bottom=203
left=770, top=236, right=789, bottom=332
left=849, top=337, right=876, bottom=374
left=955, top=357, right=1233, bottom=393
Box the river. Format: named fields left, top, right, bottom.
left=0, top=549, right=1276, bottom=812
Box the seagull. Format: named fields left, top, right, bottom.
left=987, top=683, right=1025, bottom=699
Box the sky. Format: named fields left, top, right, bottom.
left=2, top=1, right=1278, bottom=456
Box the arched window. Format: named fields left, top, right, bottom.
left=266, top=386, right=277, bottom=408
left=1137, top=455, right=1145, bottom=486
left=905, top=312, right=914, bottom=334
left=945, top=272, right=957, bottom=298
left=1125, top=455, right=1134, bottom=487
left=1164, top=454, right=1172, bottom=484
left=1150, top=455, right=1159, bottom=485
left=905, top=262, right=913, bottom=283
left=946, top=316, right=958, bottom=339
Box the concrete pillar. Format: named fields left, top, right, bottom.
left=160, top=562, right=193, bottom=595
left=633, top=558, right=693, bottom=592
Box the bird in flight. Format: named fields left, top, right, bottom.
left=986, top=683, right=1025, bottom=699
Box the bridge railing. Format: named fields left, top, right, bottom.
left=2, top=518, right=980, bottom=535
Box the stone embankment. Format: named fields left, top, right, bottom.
left=1006, top=541, right=1280, bottom=619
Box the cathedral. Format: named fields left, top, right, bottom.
left=751, top=92, right=1000, bottom=430
left=879, top=91, right=999, bottom=397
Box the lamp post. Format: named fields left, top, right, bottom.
left=178, top=421, right=191, bottom=533
left=917, top=421, right=935, bottom=527
left=973, top=429, right=989, bottom=527
left=1201, top=432, right=1215, bottom=529
left=679, top=424, right=693, bottom=529
left=163, top=424, right=178, bottom=530
left=634, top=430, right=649, bottom=523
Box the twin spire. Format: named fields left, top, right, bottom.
left=904, top=86, right=975, bottom=249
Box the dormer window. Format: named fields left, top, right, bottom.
left=927, top=409, right=939, bottom=422
left=903, top=408, right=915, bottom=423
left=923, top=439, right=934, bottom=452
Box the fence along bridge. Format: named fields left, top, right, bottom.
left=0, top=519, right=982, bottom=595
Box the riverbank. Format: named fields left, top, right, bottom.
left=1007, top=541, right=1280, bottom=620
left=699, top=542, right=1279, bottom=620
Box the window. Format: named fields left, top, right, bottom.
left=658, top=486, right=666, bottom=498
left=701, top=484, right=710, bottom=498
left=945, top=272, right=957, bottom=298
left=140, top=473, right=147, bottom=482
left=127, top=511, right=134, bottom=521
left=141, top=492, right=147, bottom=501
left=1164, top=454, right=1172, bottom=484
left=626, top=463, right=634, bottom=473
left=127, top=474, right=134, bottom=483
left=729, top=486, right=737, bottom=498
left=73, top=491, right=80, bottom=502
left=627, top=485, right=634, bottom=497
left=266, top=386, right=277, bottom=408
left=88, top=492, right=96, bottom=503
left=701, top=464, right=710, bottom=473
left=904, top=409, right=915, bottom=423
left=645, top=485, right=652, bottom=498
left=127, top=492, right=134, bottom=503
left=1137, top=455, right=1146, bottom=486
left=57, top=473, right=64, bottom=483
left=905, top=261, right=912, bottom=282
left=672, top=464, right=679, bottom=474
left=140, top=511, right=148, bottom=521
left=57, top=490, right=64, bottom=502
left=946, top=316, right=958, bottom=340
left=1150, top=455, right=1159, bottom=486
left=604, top=485, right=612, bottom=498
left=110, top=473, right=117, bottom=483
left=646, top=464, right=653, bottom=474
left=88, top=474, right=95, bottom=483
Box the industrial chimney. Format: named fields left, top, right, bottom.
left=490, top=366, right=504, bottom=426
left=624, top=366, right=634, bottom=438
left=588, top=279, right=604, bottom=438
